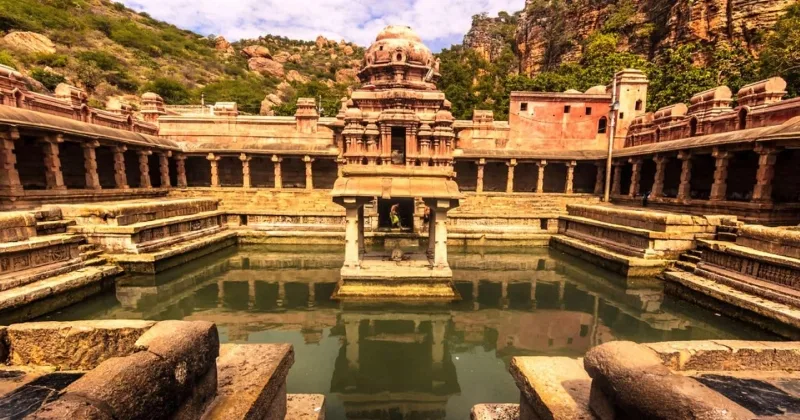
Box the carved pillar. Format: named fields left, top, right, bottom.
left=113, top=145, right=128, bottom=189
left=594, top=162, right=605, bottom=196
left=476, top=158, right=485, bottom=193
left=343, top=202, right=360, bottom=268
left=752, top=145, right=778, bottom=203
left=628, top=158, right=642, bottom=198
left=427, top=207, right=436, bottom=258
left=432, top=320, right=445, bottom=368
left=709, top=148, right=731, bottom=201
left=207, top=153, right=219, bottom=188
left=137, top=150, right=152, bottom=188
left=536, top=160, right=547, bottom=193
left=175, top=154, right=187, bottom=188
left=357, top=205, right=365, bottom=255
left=240, top=153, right=251, bottom=189
left=303, top=155, right=314, bottom=190
left=40, top=135, right=66, bottom=190
left=159, top=152, right=171, bottom=188
left=82, top=140, right=101, bottom=190
left=611, top=161, right=623, bottom=196
left=565, top=160, right=576, bottom=194
left=0, top=128, right=23, bottom=195
left=677, top=151, right=693, bottom=201
left=506, top=159, right=517, bottom=193
left=651, top=155, right=669, bottom=198
left=345, top=319, right=359, bottom=369
left=307, top=282, right=316, bottom=308
left=433, top=206, right=449, bottom=269
left=272, top=155, right=282, bottom=190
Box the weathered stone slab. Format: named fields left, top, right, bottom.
left=27, top=393, right=113, bottom=419
left=0, top=211, right=37, bottom=243
left=134, top=320, right=219, bottom=389
left=0, top=372, right=83, bottom=418
left=737, top=225, right=800, bottom=260
left=509, top=356, right=593, bottom=420
left=584, top=341, right=754, bottom=419
left=7, top=320, right=155, bottom=370
left=470, top=403, right=520, bottom=420
left=286, top=393, right=326, bottom=420
left=566, top=204, right=728, bottom=233
left=203, top=343, right=294, bottom=420
left=57, top=198, right=219, bottom=226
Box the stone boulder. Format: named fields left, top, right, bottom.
left=286, top=70, right=308, bottom=83
left=214, top=36, right=235, bottom=56
left=241, top=45, right=272, bottom=59
left=335, top=68, right=359, bottom=84
left=248, top=57, right=284, bottom=77
left=3, top=32, right=56, bottom=54
left=315, top=35, right=328, bottom=49
left=273, top=51, right=291, bottom=63
left=343, top=45, right=355, bottom=56
left=288, top=54, right=302, bottom=63
left=260, top=93, right=283, bottom=116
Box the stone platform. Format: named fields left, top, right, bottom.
left=664, top=223, right=800, bottom=339
left=552, top=204, right=731, bottom=278
left=0, top=320, right=323, bottom=420
left=482, top=340, right=800, bottom=419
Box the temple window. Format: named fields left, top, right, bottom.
left=738, top=109, right=748, bottom=130
left=689, top=118, right=698, bottom=137
left=520, top=102, right=528, bottom=112
left=619, top=112, right=624, bottom=119
left=585, top=107, right=592, bottom=115
left=564, top=105, right=571, bottom=113
left=635, top=100, right=643, bottom=111
left=598, top=117, right=607, bottom=133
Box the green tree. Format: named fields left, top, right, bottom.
left=141, top=77, right=190, bottom=104
left=759, top=3, right=800, bottom=97
left=30, top=68, right=65, bottom=90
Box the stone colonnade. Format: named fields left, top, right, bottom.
left=201, top=153, right=336, bottom=190
left=470, top=158, right=603, bottom=194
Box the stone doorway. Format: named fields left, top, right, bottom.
left=377, top=197, right=414, bottom=231
left=391, top=127, right=406, bottom=164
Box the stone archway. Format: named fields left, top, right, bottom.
left=14, top=137, right=47, bottom=190
left=218, top=156, right=243, bottom=187
left=513, top=162, right=539, bottom=193
left=312, top=159, right=338, bottom=190
left=726, top=150, right=759, bottom=201
left=124, top=149, right=141, bottom=188
left=251, top=156, right=274, bottom=188
left=543, top=163, right=567, bottom=193
left=638, top=159, right=657, bottom=195
left=96, top=145, right=117, bottom=189
left=60, top=141, right=86, bottom=189
left=185, top=156, right=211, bottom=187
left=689, top=154, right=715, bottom=200
left=483, top=162, right=507, bottom=192
left=454, top=160, right=477, bottom=192
left=662, top=158, right=682, bottom=198
left=573, top=163, right=597, bottom=193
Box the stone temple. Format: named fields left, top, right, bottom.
left=0, top=25, right=798, bottom=419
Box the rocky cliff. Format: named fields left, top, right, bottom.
left=511, top=0, right=793, bottom=75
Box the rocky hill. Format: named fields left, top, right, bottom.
left=0, top=0, right=363, bottom=115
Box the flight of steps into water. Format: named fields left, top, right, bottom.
left=663, top=221, right=800, bottom=338
left=59, top=198, right=236, bottom=274
left=0, top=208, right=121, bottom=323
left=550, top=204, right=728, bottom=278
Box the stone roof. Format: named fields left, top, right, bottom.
left=178, top=140, right=339, bottom=156
left=331, top=166, right=461, bottom=200
left=0, top=105, right=179, bottom=150
left=457, top=148, right=607, bottom=160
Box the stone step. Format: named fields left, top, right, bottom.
left=35, top=220, right=75, bottom=236
left=78, top=243, right=99, bottom=252
left=716, top=232, right=738, bottom=242
left=687, top=249, right=703, bottom=257
left=0, top=264, right=122, bottom=321
left=680, top=254, right=702, bottom=263
left=672, top=260, right=697, bottom=273
left=80, top=250, right=104, bottom=260
left=81, top=257, right=107, bottom=267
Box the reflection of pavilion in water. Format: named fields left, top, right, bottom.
left=81, top=247, right=746, bottom=418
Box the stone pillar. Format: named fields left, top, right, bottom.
left=628, top=158, right=642, bottom=198
left=272, top=155, right=282, bottom=190
left=113, top=145, right=128, bottom=189
left=473, top=279, right=480, bottom=310
left=158, top=152, right=171, bottom=188
left=506, top=158, right=517, bottom=193
left=536, top=160, right=547, bottom=193
left=343, top=202, right=360, bottom=268
left=476, top=158, right=485, bottom=193
left=345, top=319, right=359, bottom=369
left=357, top=205, right=365, bottom=255
left=207, top=153, right=219, bottom=188
left=709, top=148, right=731, bottom=201
left=433, top=206, right=449, bottom=269
left=81, top=141, right=101, bottom=190
left=594, top=162, right=605, bottom=196
left=432, top=320, right=445, bottom=368
left=277, top=281, right=285, bottom=307
left=308, top=282, right=316, bottom=308
left=137, top=150, right=152, bottom=188
left=501, top=280, right=509, bottom=309
left=611, top=161, right=623, bottom=196
left=248, top=279, right=256, bottom=309
left=427, top=207, right=436, bottom=258
left=677, top=151, right=693, bottom=201
left=240, top=153, right=251, bottom=189
left=175, top=154, right=187, bottom=188
left=752, top=145, right=778, bottom=203
left=40, top=135, right=66, bottom=190
left=0, top=128, right=23, bottom=195
left=651, top=155, right=669, bottom=198
left=303, top=155, right=314, bottom=190
left=565, top=160, right=576, bottom=194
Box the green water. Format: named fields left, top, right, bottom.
left=39, top=245, right=778, bottom=419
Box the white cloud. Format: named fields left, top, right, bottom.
left=121, top=0, right=525, bottom=51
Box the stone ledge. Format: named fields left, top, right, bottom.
left=56, top=198, right=219, bottom=226
left=566, top=204, right=728, bottom=232
left=509, top=356, right=594, bottom=420
left=470, top=403, right=519, bottom=420
left=0, top=234, right=82, bottom=254
left=286, top=394, right=326, bottom=420
left=0, top=211, right=37, bottom=243
left=699, top=239, right=800, bottom=271
left=645, top=340, right=800, bottom=372
left=550, top=235, right=667, bottom=278
left=737, top=225, right=800, bottom=259
left=560, top=215, right=699, bottom=240
left=68, top=210, right=225, bottom=235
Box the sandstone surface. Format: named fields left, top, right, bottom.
left=242, top=45, right=272, bottom=59
left=248, top=57, right=284, bottom=77
left=3, top=32, right=56, bottom=54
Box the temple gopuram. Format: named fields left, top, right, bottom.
left=0, top=24, right=799, bottom=420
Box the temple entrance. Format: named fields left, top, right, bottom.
left=391, top=127, right=406, bottom=164
left=378, top=198, right=414, bottom=231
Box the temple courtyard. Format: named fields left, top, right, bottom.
left=0, top=25, right=798, bottom=419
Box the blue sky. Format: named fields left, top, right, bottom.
left=121, top=0, right=526, bottom=52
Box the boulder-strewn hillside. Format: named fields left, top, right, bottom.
left=0, top=0, right=363, bottom=115
left=446, top=0, right=799, bottom=120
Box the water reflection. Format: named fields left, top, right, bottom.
left=41, top=246, right=777, bottom=420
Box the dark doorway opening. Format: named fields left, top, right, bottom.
left=378, top=198, right=414, bottom=231
left=391, top=127, right=406, bottom=164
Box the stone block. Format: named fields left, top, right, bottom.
left=134, top=320, right=219, bottom=387
left=7, top=320, right=155, bottom=370
left=470, top=403, right=520, bottom=420
left=509, top=356, right=593, bottom=420
left=0, top=211, right=37, bottom=243
left=28, top=394, right=113, bottom=419
left=584, top=341, right=754, bottom=419
left=645, top=340, right=733, bottom=371
left=204, top=343, right=294, bottom=419
left=712, top=340, right=800, bottom=371
left=287, top=394, right=326, bottom=420
left=0, top=326, right=7, bottom=363
left=61, top=351, right=181, bottom=419
left=173, top=361, right=218, bottom=420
